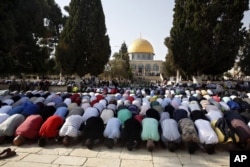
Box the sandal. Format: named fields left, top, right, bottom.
left=0, top=148, right=11, bottom=155
left=0, top=150, right=16, bottom=159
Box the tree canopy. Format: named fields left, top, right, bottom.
left=56, top=0, right=111, bottom=77
left=0, top=0, right=64, bottom=76
left=239, top=27, right=250, bottom=76
left=166, top=0, right=249, bottom=77
left=110, top=42, right=132, bottom=79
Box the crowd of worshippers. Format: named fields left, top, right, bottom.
left=8, top=79, right=50, bottom=92
left=0, top=85, right=250, bottom=155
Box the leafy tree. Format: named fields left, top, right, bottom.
left=40, top=0, right=65, bottom=75
left=56, top=0, right=111, bottom=77
left=163, top=37, right=178, bottom=77
left=168, top=0, right=249, bottom=79
left=120, top=42, right=130, bottom=64
left=239, top=27, right=250, bottom=75
left=111, top=42, right=132, bottom=79
left=44, top=0, right=66, bottom=38
left=0, top=0, right=64, bottom=76
left=0, top=0, right=17, bottom=75
left=109, top=58, right=127, bottom=79
left=10, top=0, right=48, bottom=74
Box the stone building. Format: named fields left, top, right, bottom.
left=128, top=38, right=163, bottom=81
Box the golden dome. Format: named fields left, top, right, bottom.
left=128, top=38, right=154, bottom=54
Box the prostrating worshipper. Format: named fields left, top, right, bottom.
left=211, top=117, right=240, bottom=151
left=21, top=101, right=40, bottom=117
left=0, top=105, right=12, bottom=124
left=81, top=116, right=105, bottom=149
left=172, top=108, right=189, bottom=122
left=204, top=104, right=223, bottom=122
left=160, top=118, right=181, bottom=152
left=0, top=114, right=25, bottom=144
left=59, top=114, right=84, bottom=146
left=38, top=115, right=65, bottom=147
left=103, top=117, right=121, bottom=149
left=141, top=108, right=160, bottom=152
left=224, top=110, right=250, bottom=150
left=66, top=106, right=84, bottom=117
left=100, top=108, right=115, bottom=125
left=36, top=105, right=57, bottom=120
left=82, top=103, right=104, bottom=123
left=120, top=117, right=142, bottom=151
left=13, top=114, right=43, bottom=146
left=117, top=107, right=133, bottom=127
left=38, top=106, right=68, bottom=147
left=13, top=105, right=56, bottom=146
left=178, top=118, right=200, bottom=154
left=190, top=110, right=219, bottom=154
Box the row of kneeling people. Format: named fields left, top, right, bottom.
left=0, top=90, right=250, bottom=154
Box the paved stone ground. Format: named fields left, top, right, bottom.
left=0, top=142, right=229, bottom=167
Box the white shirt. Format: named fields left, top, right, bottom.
left=194, top=119, right=218, bottom=144
left=100, top=109, right=114, bottom=124
left=59, top=115, right=83, bottom=137
left=161, top=119, right=181, bottom=143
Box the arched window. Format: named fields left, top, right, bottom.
left=138, top=64, right=144, bottom=69
left=145, top=64, right=151, bottom=71
left=153, top=64, right=159, bottom=71
left=138, top=64, right=144, bottom=75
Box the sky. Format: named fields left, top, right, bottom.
left=55, top=0, right=250, bottom=61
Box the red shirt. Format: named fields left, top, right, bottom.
left=39, top=115, right=64, bottom=138
left=15, top=115, right=43, bottom=139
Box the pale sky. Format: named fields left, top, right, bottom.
left=55, top=0, right=250, bottom=61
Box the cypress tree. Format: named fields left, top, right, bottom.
left=239, top=27, right=250, bottom=75
left=56, top=0, right=111, bottom=77
left=168, top=0, right=249, bottom=79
